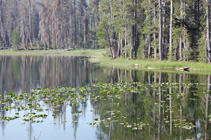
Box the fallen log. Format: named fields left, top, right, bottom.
left=176, top=67, right=190, bottom=71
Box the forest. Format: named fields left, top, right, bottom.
left=0, top=0, right=211, bottom=62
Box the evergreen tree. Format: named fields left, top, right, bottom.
left=0, top=0, right=210, bottom=63
left=11, top=28, right=20, bottom=50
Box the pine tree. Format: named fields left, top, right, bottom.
left=12, top=28, right=20, bottom=50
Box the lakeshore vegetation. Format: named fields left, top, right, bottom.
left=0, top=0, right=211, bottom=63
left=2, top=49, right=211, bottom=73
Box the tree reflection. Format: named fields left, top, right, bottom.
left=0, top=56, right=109, bottom=94
left=90, top=69, right=211, bottom=140
left=0, top=56, right=211, bottom=139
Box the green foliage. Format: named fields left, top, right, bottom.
left=11, top=28, right=20, bottom=50
left=137, top=35, right=146, bottom=59
left=97, top=0, right=112, bottom=49
left=52, top=36, right=56, bottom=49
left=97, top=18, right=110, bottom=48
left=197, top=34, right=207, bottom=62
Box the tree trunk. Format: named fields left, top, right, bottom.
left=154, top=3, right=157, bottom=59
left=130, top=0, right=137, bottom=59
left=179, top=0, right=183, bottom=60
left=169, top=0, right=173, bottom=59
left=109, top=0, right=115, bottom=59
left=207, top=0, right=211, bottom=63
left=73, top=0, right=77, bottom=47
left=124, top=1, right=127, bottom=58
left=130, top=25, right=134, bottom=59
left=29, top=0, right=32, bottom=44
left=125, top=25, right=127, bottom=58
left=179, top=36, right=183, bottom=60
left=84, top=18, right=88, bottom=49
left=148, top=44, right=151, bottom=58
left=159, top=0, right=163, bottom=61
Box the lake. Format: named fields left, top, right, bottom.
left=0, top=55, right=210, bottom=140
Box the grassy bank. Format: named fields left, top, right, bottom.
left=1, top=49, right=211, bottom=72
left=0, top=49, right=104, bottom=57
left=90, top=56, right=211, bottom=75
left=89, top=56, right=211, bottom=71
left=88, top=51, right=211, bottom=72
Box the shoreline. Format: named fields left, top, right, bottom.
left=1, top=49, right=211, bottom=74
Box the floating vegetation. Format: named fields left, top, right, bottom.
left=0, top=86, right=91, bottom=124
left=0, top=116, right=20, bottom=121
left=0, top=82, right=210, bottom=134
left=174, top=121, right=196, bottom=130
left=89, top=82, right=210, bottom=131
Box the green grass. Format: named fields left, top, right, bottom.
left=0, top=49, right=104, bottom=57
left=1, top=49, right=211, bottom=73
left=89, top=54, right=211, bottom=73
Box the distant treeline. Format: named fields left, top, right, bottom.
left=0, top=0, right=211, bottom=62
left=0, top=0, right=93, bottom=50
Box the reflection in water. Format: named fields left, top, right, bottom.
left=0, top=56, right=210, bottom=140
left=0, top=56, right=109, bottom=140
left=0, top=56, right=107, bottom=94
left=205, top=75, right=210, bottom=140
left=91, top=68, right=211, bottom=140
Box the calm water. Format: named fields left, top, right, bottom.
left=0, top=56, right=210, bottom=140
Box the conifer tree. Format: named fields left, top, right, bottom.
left=12, top=28, right=20, bottom=50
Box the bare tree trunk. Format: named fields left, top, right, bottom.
left=106, top=29, right=114, bottom=59
left=207, top=0, right=211, bottom=63
left=169, top=0, right=173, bottom=59
left=130, top=0, right=136, bottom=59
left=148, top=43, right=151, bottom=58
left=179, top=37, right=182, bottom=60
left=84, top=18, right=88, bottom=49
left=109, top=0, right=116, bottom=59
left=130, top=25, right=134, bottom=59
left=159, top=0, right=163, bottom=61
left=162, top=2, right=166, bottom=59
left=124, top=1, right=127, bottom=58
left=183, top=1, right=187, bottom=61
left=28, top=0, right=33, bottom=48
left=115, top=33, right=121, bottom=57
left=125, top=25, right=127, bottom=58
left=154, top=3, right=157, bottom=59
left=179, top=0, right=183, bottom=60
left=148, top=0, right=152, bottom=58
left=73, top=0, right=77, bottom=47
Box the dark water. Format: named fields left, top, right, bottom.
left=0, top=56, right=210, bottom=140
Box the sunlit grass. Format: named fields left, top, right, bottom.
left=89, top=55, right=211, bottom=73
left=1, top=49, right=211, bottom=72
left=0, top=49, right=105, bottom=57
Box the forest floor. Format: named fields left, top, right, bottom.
left=1, top=49, right=211, bottom=74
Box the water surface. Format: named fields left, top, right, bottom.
left=0, top=56, right=210, bottom=140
